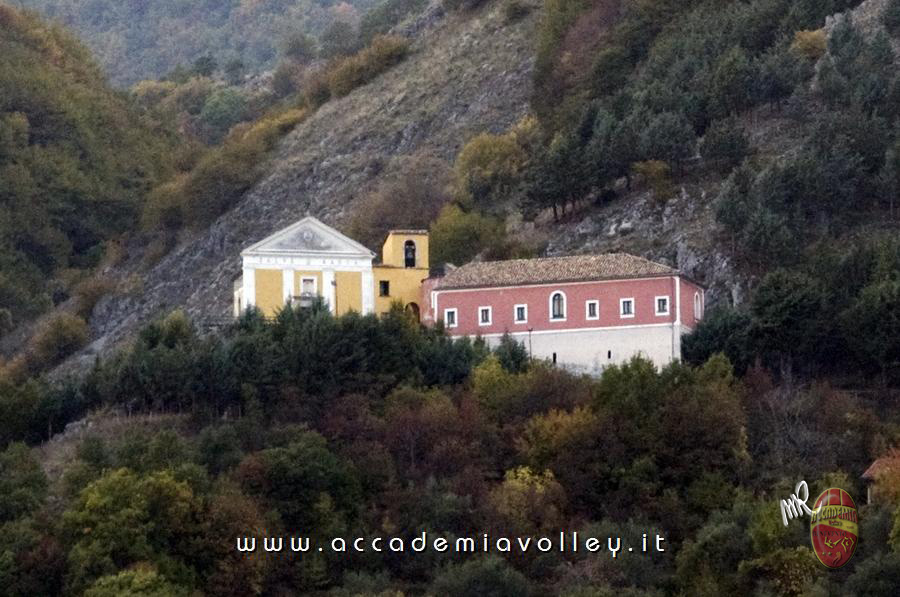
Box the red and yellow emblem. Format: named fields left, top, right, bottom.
left=810, top=488, right=858, bottom=568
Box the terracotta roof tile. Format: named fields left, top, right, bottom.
left=862, top=448, right=900, bottom=480
left=435, top=253, right=677, bottom=290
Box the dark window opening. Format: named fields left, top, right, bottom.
left=406, top=302, right=420, bottom=321
left=607, top=350, right=612, bottom=360
left=379, top=281, right=390, bottom=296
left=552, top=352, right=557, bottom=364
left=404, top=240, right=416, bottom=268
left=551, top=293, right=565, bottom=319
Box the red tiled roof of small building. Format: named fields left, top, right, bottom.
left=435, top=253, right=677, bottom=290
left=862, top=448, right=900, bottom=481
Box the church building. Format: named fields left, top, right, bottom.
left=234, top=216, right=428, bottom=318
left=233, top=217, right=704, bottom=372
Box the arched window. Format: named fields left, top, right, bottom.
left=404, top=240, right=416, bottom=268
left=550, top=291, right=566, bottom=320
left=694, top=292, right=702, bottom=320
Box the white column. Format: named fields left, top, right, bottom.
left=242, top=267, right=256, bottom=308
left=361, top=268, right=375, bottom=314
left=282, top=269, right=294, bottom=305
left=323, top=269, right=336, bottom=314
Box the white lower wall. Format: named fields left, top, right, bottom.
left=469, top=324, right=683, bottom=374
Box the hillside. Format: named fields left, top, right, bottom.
left=19, top=0, right=384, bottom=85
left=0, top=4, right=176, bottom=337
left=78, top=2, right=538, bottom=361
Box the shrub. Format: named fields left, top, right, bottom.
left=359, top=0, right=428, bottom=45
left=429, top=204, right=503, bottom=266
left=347, top=153, right=452, bottom=249
left=327, top=35, right=410, bottom=97
left=443, top=0, right=491, bottom=12
left=454, top=131, right=527, bottom=210
left=200, top=89, right=248, bottom=143
left=72, top=277, right=116, bottom=319
left=431, top=555, right=533, bottom=597
left=790, top=30, right=827, bottom=60
left=504, top=0, right=532, bottom=23
left=142, top=107, right=308, bottom=231
left=27, top=314, right=89, bottom=371
left=632, top=160, right=675, bottom=204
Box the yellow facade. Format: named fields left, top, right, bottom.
left=373, top=265, right=428, bottom=315
left=381, top=231, right=429, bottom=268
left=240, top=222, right=429, bottom=319
left=334, top=271, right=362, bottom=315
left=256, top=269, right=284, bottom=317
left=293, top=270, right=323, bottom=297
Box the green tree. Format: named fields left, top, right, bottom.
left=0, top=442, right=47, bottom=522
left=84, top=565, right=188, bottom=597
left=750, top=269, right=826, bottom=375
left=319, top=21, right=360, bottom=59
left=431, top=555, right=533, bottom=597
left=62, top=469, right=203, bottom=593
left=840, top=280, right=900, bottom=382
left=638, top=111, right=696, bottom=172
left=701, top=118, right=750, bottom=174
left=200, top=89, right=248, bottom=143
left=708, top=46, right=754, bottom=119
left=192, top=54, right=217, bottom=77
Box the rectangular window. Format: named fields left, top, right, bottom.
left=444, top=308, right=458, bottom=328
left=586, top=300, right=599, bottom=320
left=479, top=306, right=492, bottom=326
left=514, top=304, right=528, bottom=323
left=379, top=280, right=390, bottom=297
left=620, top=298, right=634, bottom=318
left=301, top=277, right=317, bottom=296
left=655, top=296, right=670, bottom=316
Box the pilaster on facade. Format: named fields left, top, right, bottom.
left=322, top=269, right=336, bottom=314
left=361, top=269, right=375, bottom=315
left=282, top=269, right=295, bottom=304
left=242, top=267, right=256, bottom=308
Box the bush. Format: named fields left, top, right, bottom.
left=454, top=131, right=527, bottom=210
left=359, top=0, right=428, bottom=45
left=27, top=314, right=89, bottom=371
left=431, top=556, right=533, bottom=597
left=790, top=30, right=827, bottom=60
left=327, top=35, right=410, bottom=97
left=443, top=0, right=491, bottom=12
left=632, top=160, right=675, bottom=204
left=142, top=107, right=308, bottom=231
left=200, top=89, right=248, bottom=143
left=429, top=204, right=503, bottom=266
left=72, top=277, right=116, bottom=319
left=504, top=0, right=532, bottom=22
left=347, top=153, right=452, bottom=249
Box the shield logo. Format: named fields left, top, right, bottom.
left=809, top=488, right=858, bottom=568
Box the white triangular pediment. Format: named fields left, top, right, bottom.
left=242, top=216, right=375, bottom=258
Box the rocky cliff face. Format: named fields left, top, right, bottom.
left=83, top=3, right=538, bottom=362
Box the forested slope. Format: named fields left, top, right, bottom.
left=0, top=4, right=176, bottom=333
left=19, top=0, right=383, bottom=85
